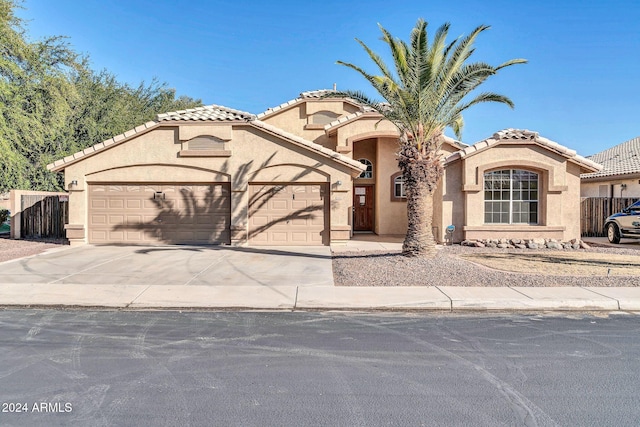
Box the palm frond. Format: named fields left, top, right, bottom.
left=337, top=18, right=526, bottom=148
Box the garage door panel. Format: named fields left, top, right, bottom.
left=270, top=232, right=288, bottom=242
left=248, top=184, right=327, bottom=246
left=91, top=214, right=107, bottom=225
left=291, top=232, right=311, bottom=242
left=126, top=231, right=143, bottom=241
left=126, top=199, right=142, bottom=209
left=108, top=215, right=124, bottom=225
left=88, top=183, right=231, bottom=245
left=271, top=200, right=288, bottom=210
left=91, top=230, right=107, bottom=241
left=291, top=200, right=309, bottom=210
left=251, top=215, right=269, bottom=227
left=91, top=199, right=107, bottom=209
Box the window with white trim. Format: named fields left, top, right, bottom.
left=394, top=175, right=406, bottom=198
left=357, top=159, right=373, bottom=179
left=484, top=169, right=539, bottom=224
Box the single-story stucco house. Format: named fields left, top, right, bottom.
left=581, top=136, right=640, bottom=198
left=47, top=90, right=601, bottom=247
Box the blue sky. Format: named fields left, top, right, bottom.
left=17, top=0, right=640, bottom=156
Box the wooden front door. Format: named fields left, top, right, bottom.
left=353, top=185, right=374, bottom=231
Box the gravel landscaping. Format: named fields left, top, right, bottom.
left=3, top=235, right=639, bottom=288
left=332, top=244, right=640, bottom=287
left=0, top=235, right=68, bottom=263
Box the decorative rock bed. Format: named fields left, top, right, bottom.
left=460, top=237, right=591, bottom=250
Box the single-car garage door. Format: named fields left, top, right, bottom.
left=248, top=184, right=328, bottom=245
left=88, top=183, right=230, bottom=244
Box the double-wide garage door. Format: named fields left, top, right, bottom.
left=248, top=184, right=327, bottom=246
left=88, top=183, right=230, bottom=245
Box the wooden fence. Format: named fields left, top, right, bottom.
left=20, top=194, right=68, bottom=238
left=581, top=197, right=638, bottom=237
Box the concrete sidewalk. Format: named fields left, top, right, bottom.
left=1, top=236, right=640, bottom=312
left=1, top=282, right=640, bottom=312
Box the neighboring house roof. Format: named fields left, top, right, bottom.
left=445, top=128, right=602, bottom=172
left=581, top=136, right=640, bottom=179
left=47, top=104, right=364, bottom=173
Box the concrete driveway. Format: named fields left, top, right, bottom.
left=0, top=245, right=334, bottom=287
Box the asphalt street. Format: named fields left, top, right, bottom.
left=1, top=310, right=639, bottom=426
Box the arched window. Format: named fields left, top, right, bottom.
left=357, top=159, right=373, bottom=179
left=484, top=169, right=539, bottom=224
left=394, top=175, right=406, bottom=198
left=389, top=172, right=406, bottom=201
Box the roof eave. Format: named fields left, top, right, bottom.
left=47, top=121, right=161, bottom=172
left=247, top=121, right=366, bottom=173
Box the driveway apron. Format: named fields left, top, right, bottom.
left=0, top=245, right=334, bottom=287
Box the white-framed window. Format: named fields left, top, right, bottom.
left=484, top=169, right=539, bottom=224
left=358, top=158, right=373, bottom=179
left=394, top=175, right=406, bottom=198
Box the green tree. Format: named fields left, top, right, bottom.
left=0, top=0, right=202, bottom=192
left=337, top=19, right=526, bottom=257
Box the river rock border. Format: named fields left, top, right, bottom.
left=460, top=238, right=591, bottom=250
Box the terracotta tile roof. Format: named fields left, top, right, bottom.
left=256, top=89, right=361, bottom=119
left=256, top=90, right=328, bottom=119
left=156, top=104, right=255, bottom=121
left=445, top=128, right=602, bottom=172
left=300, top=89, right=337, bottom=99
left=48, top=103, right=365, bottom=173
left=249, top=120, right=366, bottom=172
left=581, top=136, right=640, bottom=179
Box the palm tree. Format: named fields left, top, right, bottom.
left=337, top=19, right=526, bottom=257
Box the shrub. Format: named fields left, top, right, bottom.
left=0, top=209, right=9, bottom=224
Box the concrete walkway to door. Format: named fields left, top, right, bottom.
left=0, top=244, right=333, bottom=287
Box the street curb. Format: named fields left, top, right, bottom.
left=0, top=284, right=638, bottom=312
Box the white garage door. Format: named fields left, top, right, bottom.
left=88, top=183, right=230, bottom=244
left=248, top=184, right=328, bottom=246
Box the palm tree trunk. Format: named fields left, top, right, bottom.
left=398, top=141, right=443, bottom=258
left=402, top=180, right=437, bottom=257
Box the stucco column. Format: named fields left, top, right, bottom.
left=330, top=182, right=352, bottom=242
left=230, top=189, right=248, bottom=245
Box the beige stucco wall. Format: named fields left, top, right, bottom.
left=374, top=138, right=407, bottom=235
left=439, top=159, right=465, bottom=243
left=260, top=99, right=360, bottom=151
left=581, top=175, right=640, bottom=198
left=60, top=122, right=358, bottom=245
left=333, top=116, right=400, bottom=155
left=449, top=142, right=583, bottom=241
